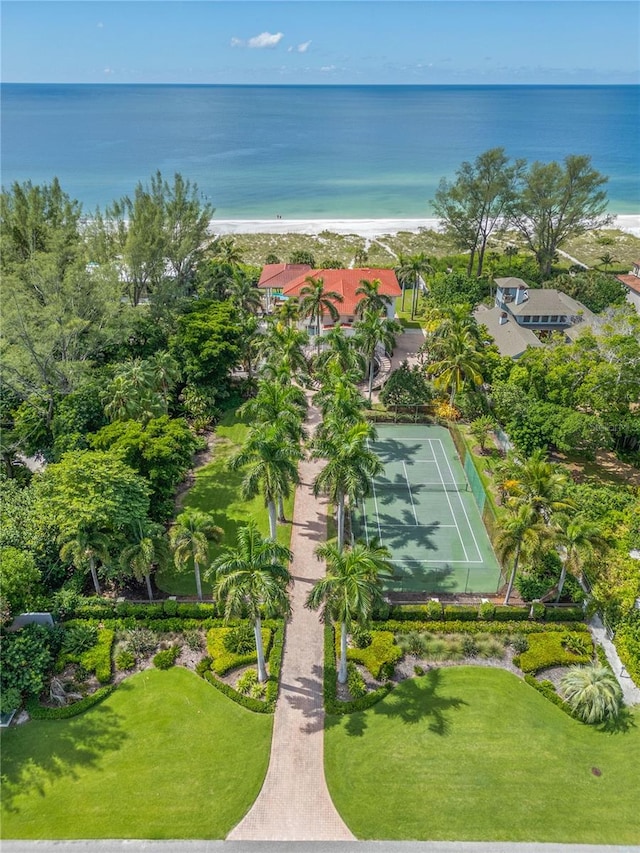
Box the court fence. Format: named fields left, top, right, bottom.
left=449, top=423, right=507, bottom=587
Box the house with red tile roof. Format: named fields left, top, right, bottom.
left=616, top=260, right=640, bottom=314
left=258, top=264, right=401, bottom=332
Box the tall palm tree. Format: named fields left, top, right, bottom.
left=552, top=514, right=607, bottom=602
left=306, top=540, right=393, bottom=683
left=59, top=527, right=111, bottom=595
left=507, top=449, right=575, bottom=522
left=354, top=278, right=392, bottom=318
left=225, top=269, right=263, bottom=316
left=239, top=380, right=308, bottom=444
left=170, top=508, right=223, bottom=601
left=120, top=522, right=170, bottom=602
left=310, top=419, right=383, bottom=551
left=209, top=523, right=292, bottom=682
left=354, top=310, right=401, bottom=404
left=495, top=503, right=549, bottom=604
left=299, top=276, right=343, bottom=354
left=230, top=423, right=301, bottom=539
left=258, top=321, right=310, bottom=382
left=429, top=329, right=484, bottom=406
left=560, top=665, right=622, bottom=724
left=314, top=325, right=366, bottom=380
left=148, top=351, right=180, bottom=409
left=395, top=253, right=434, bottom=318
left=276, top=297, right=300, bottom=327
left=312, top=363, right=367, bottom=425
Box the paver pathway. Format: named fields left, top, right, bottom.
left=227, top=401, right=355, bottom=841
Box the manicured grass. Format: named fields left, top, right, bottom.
left=157, top=410, right=295, bottom=596
left=325, top=667, right=640, bottom=843
left=396, top=309, right=424, bottom=329
left=1, top=667, right=272, bottom=839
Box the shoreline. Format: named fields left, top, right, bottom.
left=210, top=214, right=640, bottom=239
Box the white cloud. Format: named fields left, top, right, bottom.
left=230, top=37, right=244, bottom=47
left=103, top=67, right=114, bottom=75
left=296, top=41, right=311, bottom=53
left=320, top=65, right=336, bottom=73
left=248, top=32, right=284, bottom=49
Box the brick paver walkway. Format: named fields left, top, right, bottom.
left=227, top=402, right=355, bottom=841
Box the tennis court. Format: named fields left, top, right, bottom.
left=351, top=424, right=502, bottom=594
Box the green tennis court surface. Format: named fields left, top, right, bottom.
left=352, top=424, right=502, bottom=594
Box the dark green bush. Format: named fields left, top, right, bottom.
left=163, top=599, right=178, bottom=616
left=125, top=628, right=158, bottom=655
left=26, top=685, right=115, bottom=719
left=61, top=623, right=98, bottom=655
left=443, top=605, right=478, bottom=621
left=492, top=606, right=530, bottom=622
left=545, top=606, right=584, bottom=622
left=517, top=631, right=592, bottom=674
left=115, top=650, right=136, bottom=671
left=530, top=602, right=546, bottom=620
left=195, top=655, right=213, bottom=677
left=478, top=602, right=496, bottom=621
left=414, top=665, right=425, bottom=676
left=352, top=627, right=372, bottom=648
left=153, top=645, right=180, bottom=669
left=203, top=671, right=272, bottom=713
left=324, top=625, right=392, bottom=714
left=461, top=635, right=479, bottom=657
left=176, top=603, right=217, bottom=619
left=347, top=663, right=367, bottom=699
left=1, top=687, right=22, bottom=715
left=0, top=623, right=53, bottom=698
left=512, top=634, right=530, bottom=654
left=223, top=623, right=256, bottom=654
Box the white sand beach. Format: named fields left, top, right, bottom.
left=211, top=215, right=640, bottom=239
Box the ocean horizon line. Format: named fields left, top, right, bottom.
left=3, top=82, right=639, bottom=89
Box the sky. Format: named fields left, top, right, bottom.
left=2, top=1, right=639, bottom=85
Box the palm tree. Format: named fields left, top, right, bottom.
left=59, top=527, right=111, bottom=595
left=552, top=514, right=607, bottom=602
left=230, top=423, right=301, bottom=538
left=355, top=278, right=392, bottom=318
left=598, top=253, right=617, bottom=271
left=306, top=540, right=393, bottom=683
left=209, top=523, right=292, bottom=682
left=276, top=297, right=300, bottom=327
left=120, top=522, right=170, bottom=602
left=494, top=503, right=549, bottom=604
left=102, top=359, right=164, bottom=423
left=310, top=418, right=383, bottom=551
left=395, top=253, right=434, bottom=318
left=299, top=276, right=343, bottom=354
left=314, top=325, right=366, bottom=380
left=507, top=449, right=575, bottom=522
left=225, top=269, right=263, bottom=316
left=312, top=364, right=367, bottom=425
left=170, top=508, right=223, bottom=601
left=429, top=329, right=484, bottom=406
left=209, top=235, right=244, bottom=266
left=148, top=351, right=180, bottom=409
left=239, top=379, right=307, bottom=444
left=258, top=321, right=309, bottom=382
left=354, top=309, right=401, bottom=404
left=560, top=665, right=622, bottom=724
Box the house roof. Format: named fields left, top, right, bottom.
left=505, top=288, right=592, bottom=319
left=281, top=268, right=402, bottom=317
left=495, top=276, right=529, bottom=289
left=473, top=305, right=542, bottom=358
left=616, top=273, right=640, bottom=296
left=258, top=263, right=312, bottom=289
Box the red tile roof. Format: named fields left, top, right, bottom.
left=616, top=273, right=640, bottom=296
left=280, top=268, right=401, bottom=317
left=258, top=263, right=312, bottom=289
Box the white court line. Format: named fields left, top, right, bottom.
left=402, top=461, right=419, bottom=525
left=367, top=439, right=384, bottom=543
left=389, top=557, right=484, bottom=564
left=429, top=439, right=469, bottom=562
left=360, top=521, right=459, bottom=529
left=436, top=438, right=483, bottom=561
left=361, top=496, right=370, bottom=546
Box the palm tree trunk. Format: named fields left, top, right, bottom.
left=368, top=355, right=375, bottom=405
left=503, top=544, right=521, bottom=605
left=194, top=559, right=203, bottom=601
left=278, top=495, right=286, bottom=523
left=338, top=621, right=348, bottom=684
left=268, top=501, right=277, bottom=540
left=411, top=278, right=419, bottom=320
left=145, top=573, right=154, bottom=602
left=401, top=280, right=407, bottom=312
left=254, top=616, right=268, bottom=682
left=556, top=562, right=567, bottom=603
left=337, top=492, right=345, bottom=552
left=89, top=556, right=101, bottom=595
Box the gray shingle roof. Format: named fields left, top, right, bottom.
left=473, top=305, right=542, bottom=358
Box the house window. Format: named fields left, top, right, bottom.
left=550, top=315, right=558, bottom=323
left=521, top=316, right=530, bottom=324
left=541, top=315, right=549, bottom=323
left=531, top=315, right=540, bottom=323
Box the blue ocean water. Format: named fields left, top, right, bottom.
left=1, top=84, right=638, bottom=218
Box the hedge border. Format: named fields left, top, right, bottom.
left=372, top=619, right=586, bottom=635
left=524, top=675, right=576, bottom=721
left=26, top=685, right=116, bottom=720
left=324, top=624, right=392, bottom=715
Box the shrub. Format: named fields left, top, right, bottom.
left=80, top=629, right=115, bottom=683
left=195, top=655, right=213, bottom=677
left=61, top=623, right=98, bottom=655
left=414, top=665, right=425, bottom=676
left=424, top=600, right=443, bottom=620
left=0, top=623, right=53, bottom=698
left=203, top=671, right=272, bottom=713
left=163, top=599, right=178, bottom=617
left=115, top=650, right=136, bottom=671
left=492, top=606, right=530, bottom=622
left=324, top=625, right=391, bottom=714
left=546, top=606, right=584, bottom=623
left=184, top=629, right=203, bottom=651
left=397, top=631, right=429, bottom=656
left=223, top=623, right=256, bottom=654
left=443, top=605, right=478, bottom=622
left=347, top=663, right=367, bottom=699
left=524, top=675, right=574, bottom=718
left=516, top=631, right=592, bottom=674
left=1, top=686, right=22, bottom=715
left=512, top=634, right=530, bottom=654
left=529, top=602, right=546, bottom=620
left=207, top=626, right=271, bottom=676
left=562, top=632, right=591, bottom=656
left=340, top=630, right=403, bottom=680
left=125, top=628, right=158, bottom=656
left=560, top=665, right=622, bottom=724
left=153, top=645, right=180, bottom=669
left=461, top=635, right=479, bottom=657
left=237, top=669, right=265, bottom=698
left=478, top=601, right=496, bottom=621
left=352, top=627, right=372, bottom=649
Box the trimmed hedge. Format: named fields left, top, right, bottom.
left=524, top=675, right=575, bottom=719
left=374, top=619, right=584, bottom=636
left=545, top=606, right=585, bottom=622
left=265, top=621, right=284, bottom=708
left=324, top=625, right=392, bottom=715
left=388, top=604, right=534, bottom=623
left=514, top=631, right=593, bottom=674
left=26, top=685, right=115, bottom=720
left=203, top=671, right=272, bottom=713
left=337, top=629, right=403, bottom=679
left=206, top=626, right=272, bottom=676
left=66, top=599, right=220, bottom=621
left=58, top=626, right=114, bottom=684
left=614, top=616, right=640, bottom=685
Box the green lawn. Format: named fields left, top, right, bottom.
left=325, top=667, right=640, bottom=843
left=1, top=668, right=272, bottom=839
left=157, top=410, right=295, bottom=596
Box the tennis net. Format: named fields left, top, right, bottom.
left=370, top=481, right=469, bottom=492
